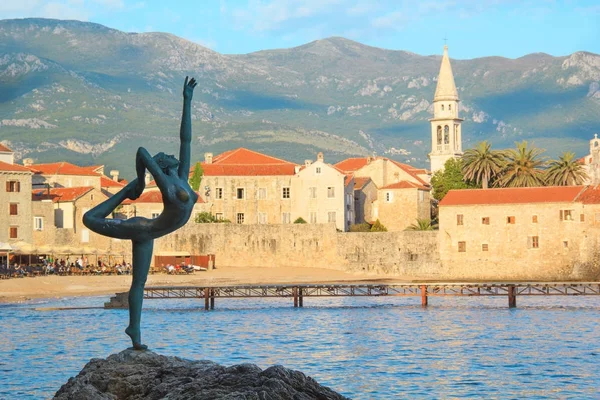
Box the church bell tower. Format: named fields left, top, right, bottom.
left=429, top=45, right=463, bottom=174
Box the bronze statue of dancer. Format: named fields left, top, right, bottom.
left=83, top=77, right=198, bottom=350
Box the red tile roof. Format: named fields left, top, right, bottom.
left=27, top=162, right=101, bottom=176
left=32, top=186, right=94, bottom=202
left=0, top=161, right=33, bottom=173
left=334, top=157, right=429, bottom=187
left=0, top=143, right=13, bottom=152
left=380, top=181, right=429, bottom=190
left=196, top=148, right=297, bottom=177
left=344, top=175, right=354, bottom=186
left=126, top=190, right=204, bottom=204
left=578, top=185, right=600, bottom=204
left=440, top=186, right=586, bottom=207
left=81, top=165, right=104, bottom=173
left=353, top=177, right=371, bottom=190
left=101, top=175, right=126, bottom=188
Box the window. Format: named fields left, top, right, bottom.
left=449, top=104, right=452, bottom=111
left=81, top=229, right=89, bottom=243
left=316, top=167, right=322, bottom=174
left=385, top=192, right=393, bottom=203
left=482, top=217, right=489, bottom=225
left=528, top=236, right=539, bottom=249
left=437, top=126, right=442, bottom=145
left=328, top=212, right=336, bottom=223
left=236, top=188, right=245, bottom=199
left=282, top=187, right=290, bottom=199
left=482, top=244, right=488, bottom=252
left=9, top=226, right=17, bottom=239
left=458, top=241, right=466, bottom=252
left=281, top=213, right=291, bottom=224
left=309, top=187, right=317, bottom=199
left=457, top=214, right=464, bottom=225
left=215, top=188, right=223, bottom=199
left=215, top=213, right=224, bottom=220
left=151, top=212, right=160, bottom=219
left=507, top=216, right=515, bottom=224
left=236, top=213, right=245, bottom=224
left=418, top=191, right=425, bottom=202
left=441, top=104, right=444, bottom=111
left=580, top=214, right=585, bottom=222
left=532, top=215, right=538, bottom=223
left=310, top=212, right=317, bottom=223
left=258, top=212, right=267, bottom=224
left=9, top=203, right=18, bottom=216
left=327, top=187, right=335, bottom=198
left=560, top=210, right=573, bottom=221
left=258, top=188, right=267, bottom=200
left=34, top=217, right=43, bottom=231
left=563, top=241, right=569, bottom=248
left=444, top=125, right=450, bottom=144
left=6, top=181, right=20, bottom=192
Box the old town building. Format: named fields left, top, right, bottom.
left=578, top=134, right=600, bottom=185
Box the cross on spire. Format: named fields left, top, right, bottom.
left=443, top=36, right=448, bottom=45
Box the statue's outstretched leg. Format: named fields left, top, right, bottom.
left=125, top=239, right=154, bottom=350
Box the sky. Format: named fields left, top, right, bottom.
left=0, top=0, right=598, bottom=59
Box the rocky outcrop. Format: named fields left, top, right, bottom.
left=53, top=349, right=349, bottom=400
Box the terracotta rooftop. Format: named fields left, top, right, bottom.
left=380, top=181, right=430, bottom=190
left=0, top=161, right=33, bottom=173
left=344, top=175, right=354, bottom=187
left=353, top=177, right=371, bottom=190
left=32, top=186, right=94, bottom=203
left=125, top=190, right=205, bottom=204
left=334, top=157, right=429, bottom=187
left=100, top=175, right=126, bottom=188
left=578, top=185, right=600, bottom=204
left=440, top=186, right=586, bottom=207
left=0, top=143, right=13, bottom=152
left=27, top=162, right=101, bottom=176
left=195, top=148, right=298, bottom=177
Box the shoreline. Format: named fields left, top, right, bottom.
left=0, top=266, right=392, bottom=304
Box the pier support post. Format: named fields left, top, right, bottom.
left=299, top=287, right=303, bottom=308
left=293, top=287, right=298, bottom=308
left=508, top=285, right=517, bottom=308
left=210, top=289, right=215, bottom=310
left=421, top=285, right=428, bottom=307
left=204, top=288, right=210, bottom=311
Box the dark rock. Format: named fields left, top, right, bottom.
left=53, top=349, right=350, bottom=400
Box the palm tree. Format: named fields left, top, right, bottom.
left=497, top=141, right=547, bottom=188
left=406, top=219, right=437, bottom=231
left=544, top=151, right=589, bottom=186
left=461, top=141, right=506, bottom=189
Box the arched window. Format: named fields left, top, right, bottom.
left=449, top=104, right=452, bottom=111
left=444, top=125, right=450, bottom=144
left=437, top=126, right=442, bottom=145
left=595, top=141, right=599, bottom=147
left=441, top=105, right=444, bottom=111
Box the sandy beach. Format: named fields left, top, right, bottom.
left=0, top=266, right=394, bottom=303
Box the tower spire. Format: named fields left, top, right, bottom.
left=434, top=45, right=459, bottom=102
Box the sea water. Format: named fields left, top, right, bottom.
left=0, top=295, right=599, bottom=399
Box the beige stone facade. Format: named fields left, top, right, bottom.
left=0, top=169, right=33, bottom=244
left=373, top=186, right=431, bottom=231
left=353, top=178, right=376, bottom=224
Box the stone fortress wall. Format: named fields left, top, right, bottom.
left=154, top=223, right=600, bottom=281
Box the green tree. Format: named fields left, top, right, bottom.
left=431, top=158, right=477, bottom=201
left=544, top=151, right=589, bottom=186
left=497, top=141, right=547, bottom=188
left=293, top=217, right=307, bottom=223
left=405, top=218, right=437, bottom=231
left=189, top=162, right=204, bottom=191
left=370, top=219, right=388, bottom=232
left=461, top=141, right=506, bottom=189
left=349, top=223, right=372, bottom=232
left=194, top=212, right=230, bottom=223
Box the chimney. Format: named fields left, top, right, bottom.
left=23, top=158, right=34, bottom=167
left=205, top=152, right=213, bottom=164
left=294, top=166, right=301, bottom=174
left=367, top=156, right=373, bottom=164
left=110, top=170, right=119, bottom=182
left=317, top=152, right=324, bottom=162
left=304, top=160, right=312, bottom=167
left=145, top=172, right=151, bottom=185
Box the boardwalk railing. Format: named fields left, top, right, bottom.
left=104, top=282, right=600, bottom=310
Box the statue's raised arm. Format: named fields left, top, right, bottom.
left=178, top=76, right=197, bottom=179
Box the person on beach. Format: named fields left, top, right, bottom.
left=83, top=77, right=198, bottom=350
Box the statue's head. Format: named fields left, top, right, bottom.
left=153, top=152, right=179, bottom=173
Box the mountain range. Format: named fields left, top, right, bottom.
left=0, top=18, right=599, bottom=178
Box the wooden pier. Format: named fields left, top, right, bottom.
left=104, top=282, right=600, bottom=310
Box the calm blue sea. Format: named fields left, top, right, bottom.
left=0, top=295, right=599, bottom=399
